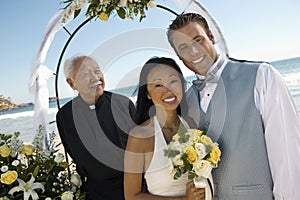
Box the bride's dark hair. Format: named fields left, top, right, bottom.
left=134, top=57, right=188, bottom=125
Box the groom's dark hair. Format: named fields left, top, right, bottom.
left=167, top=13, right=210, bottom=53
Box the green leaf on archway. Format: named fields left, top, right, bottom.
left=74, top=9, right=81, bottom=19
left=117, top=7, right=126, bottom=19
left=107, top=5, right=114, bottom=15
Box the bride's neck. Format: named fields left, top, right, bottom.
left=156, top=110, right=179, bottom=130
left=155, top=110, right=180, bottom=144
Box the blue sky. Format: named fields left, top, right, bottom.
left=1, top=0, right=300, bottom=104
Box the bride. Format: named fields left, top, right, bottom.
left=124, top=57, right=206, bottom=200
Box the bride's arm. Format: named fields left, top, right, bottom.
left=124, top=127, right=149, bottom=200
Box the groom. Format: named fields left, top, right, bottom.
left=167, top=13, right=300, bottom=199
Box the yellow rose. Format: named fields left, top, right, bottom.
left=185, top=146, right=198, bottom=164
left=199, top=135, right=213, bottom=145
left=0, top=170, right=18, bottom=185
left=21, top=144, right=34, bottom=156
left=98, top=12, right=108, bottom=21
left=207, top=146, right=221, bottom=165
left=0, top=144, right=11, bottom=158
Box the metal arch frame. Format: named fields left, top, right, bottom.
left=54, top=17, right=92, bottom=109
left=54, top=4, right=178, bottom=110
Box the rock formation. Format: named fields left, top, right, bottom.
left=0, top=95, right=31, bottom=112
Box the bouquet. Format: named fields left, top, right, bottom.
left=0, top=126, right=85, bottom=200
left=164, top=126, right=221, bottom=200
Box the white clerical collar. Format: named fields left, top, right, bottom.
left=89, top=105, right=95, bottom=110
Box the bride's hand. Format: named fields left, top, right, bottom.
left=186, top=181, right=205, bottom=200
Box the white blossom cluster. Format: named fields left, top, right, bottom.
left=7, top=133, right=23, bottom=157
left=61, top=0, right=87, bottom=24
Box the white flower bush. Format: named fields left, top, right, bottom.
left=0, top=127, right=85, bottom=199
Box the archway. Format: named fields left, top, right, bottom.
left=30, top=0, right=229, bottom=170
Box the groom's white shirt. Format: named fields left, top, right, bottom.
left=195, top=53, right=300, bottom=199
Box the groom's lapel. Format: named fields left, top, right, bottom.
left=206, top=78, right=226, bottom=142
left=186, top=86, right=201, bottom=128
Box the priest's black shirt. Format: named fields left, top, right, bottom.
left=56, top=91, right=135, bottom=200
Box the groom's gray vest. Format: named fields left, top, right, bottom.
left=186, top=58, right=274, bottom=199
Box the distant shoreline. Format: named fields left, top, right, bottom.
left=0, top=96, right=62, bottom=113
left=0, top=95, right=33, bottom=112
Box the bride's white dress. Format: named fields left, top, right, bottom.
left=144, top=115, right=190, bottom=196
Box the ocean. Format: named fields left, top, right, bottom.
left=1, top=56, right=300, bottom=143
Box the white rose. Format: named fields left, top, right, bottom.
left=11, top=160, right=20, bottom=167
left=45, top=198, right=52, bottom=200
left=194, top=143, right=207, bottom=159
left=147, top=0, right=156, bottom=8
left=187, top=131, right=198, bottom=143
left=70, top=174, right=82, bottom=187
left=73, top=0, right=86, bottom=10
left=17, top=153, right=28, bottom=167
left=170, top=141, right=183, bottom=152
left=54, top=153, right=65, bottom=163
left=119, top=0, right=127, bottom=6
left=193, top=160, right=212, bottom=178
left=172, top=154, right=183, bottom=167
left=1, top=165, right=8, bottom=172
left=61, top=191, right=74, bottom=200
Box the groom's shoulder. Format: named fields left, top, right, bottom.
left=228, top=57, right=268, bottom=65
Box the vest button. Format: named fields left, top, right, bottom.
left=205, top=121, right=210, bottom=127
